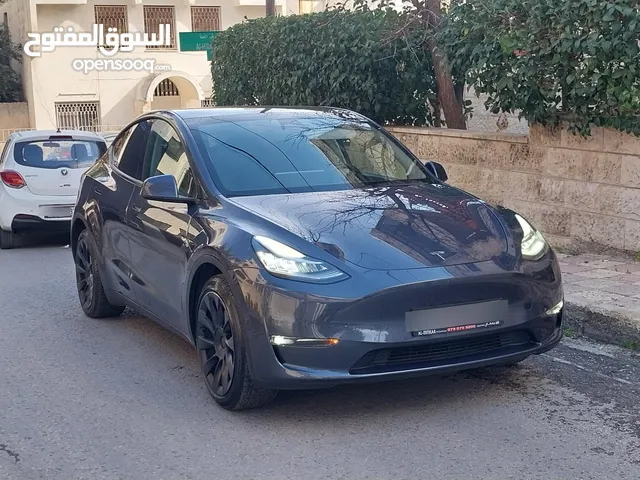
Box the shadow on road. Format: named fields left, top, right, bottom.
left=11, top=232, right=70, bottom=249
left=111, top=310, right=542, bottom=423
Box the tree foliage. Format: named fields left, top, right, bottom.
left=210, top=10, right=437, bottom=126
left=0, top=24, right=22, bottom=102
left=439, top=0, right=640, bottom=136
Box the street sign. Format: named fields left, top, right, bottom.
left=179, top=31, right=220, bottom=61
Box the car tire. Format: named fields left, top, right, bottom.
left=74, top=229, right=125, bottom=318
left=195, top=276, right=278, bottom=411
left=0, top=228, right=17, bottom=250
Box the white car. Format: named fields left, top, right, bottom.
left=0, top=130, right=107, bottom=249
left=99, top=132, right=118, bottom=148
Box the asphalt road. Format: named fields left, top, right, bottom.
left=1, top=240, right=640, bottom=480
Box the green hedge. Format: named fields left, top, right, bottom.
left=439, top=0, right=640, bottom=136
left=210, top=10, right=436, bottom=126
left=0, top=25, right=22, bottom=102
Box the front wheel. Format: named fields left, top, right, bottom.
left=74, top=229, right=125, bottom=318
left=195, top=276, right=277, bottom=410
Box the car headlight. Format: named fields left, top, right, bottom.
left=514, top=214, right=548, bottom=260
left=251, top=235, right=349, bottom=283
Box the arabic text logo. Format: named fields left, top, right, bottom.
left=23, top=24, right=172, bottom=58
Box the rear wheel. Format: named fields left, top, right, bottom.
left=0, top=228, right=16, bottom=250
left=196, top=276, right=277, bottom=410
left=74, top=229, right=125, bottom=318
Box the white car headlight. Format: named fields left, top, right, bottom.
left=515, top=214, right=548, bottom=260
left=252, top=235, right=348, bottom=283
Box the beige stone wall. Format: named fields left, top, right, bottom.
left=0, top=103, right=29, bottom=130
left=388, top=125, right=640, bottom=252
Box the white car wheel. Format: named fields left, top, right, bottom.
left=0, top=229, right=17, bottom=250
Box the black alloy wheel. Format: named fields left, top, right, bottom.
left=195, top=276, right=277, bottom=410
left=197, top=290, right=235, bottom=397
left=74, top=229, right=125, bottom=318
left=75, top=234, right=95, bottom=310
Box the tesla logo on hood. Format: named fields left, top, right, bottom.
left=61, top=169, right=68, bottom=176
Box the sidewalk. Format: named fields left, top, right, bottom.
left=559, top=253, right=640, bottom=348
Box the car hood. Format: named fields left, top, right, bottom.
left=230, top=183, right=509, bottom=270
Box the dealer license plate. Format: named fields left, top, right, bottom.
left=406, top=299, right=508, bottom=337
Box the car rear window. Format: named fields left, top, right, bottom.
left=13, top=138, right=106, bottom=169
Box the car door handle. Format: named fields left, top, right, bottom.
left=131, top=204, right=142, bottom=213
left=93, top=188, right=102, bottom=195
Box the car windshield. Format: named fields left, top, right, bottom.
left=13, top=138, right=106, bottom=169
left=189, top=113, right=433, bottom=197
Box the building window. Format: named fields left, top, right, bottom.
left=3, top=13, right=7, bottom=25
left=154, top=79, right=179, bottom=97
left=299, top=0, right=315, bottom=14
left=55, top=102, right=101, bottom=132
left=190, top=6, right=221, bottom=32
left=201, top=98, right=214, bottom=107
left=94, top=5, right=128, bottom=33
left=144, top=6, right=176, bottom=49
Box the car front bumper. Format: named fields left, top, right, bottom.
left=233, top=255, right=564, bottom=390
left=253, top=321, right=562, bottom=389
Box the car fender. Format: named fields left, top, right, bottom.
left=183, top=246, right=245, bottom=334
left=183, top=245, right=268, bottom=379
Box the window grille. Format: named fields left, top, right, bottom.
left=94, top=5, right=128, bottom=33
left=143, top=6, right=176, bottom=49
left=191, top=6, right=221, bottom=32
left=154, top=79, right=179, bottom=97
left=55, top=102, right=101, bottom=132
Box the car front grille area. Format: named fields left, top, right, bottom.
left=349, top=330, right=533, bottom=375
left=330, top=282, right=525, bottom=326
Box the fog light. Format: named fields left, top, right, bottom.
left=270, top=335, right=339, bottom=346
left=545, top=299, right=563, bottom=316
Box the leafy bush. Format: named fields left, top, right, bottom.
left=210, top=10, right=436, bottom=126
left=439, top=0, right=640, bottom=135
left=0, top=24, right=21, bottom=102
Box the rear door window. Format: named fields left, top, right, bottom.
left=13, top=138, right=106, bottom=169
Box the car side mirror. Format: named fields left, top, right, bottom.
left=425, top=161, right=448, bottom=182
left=141, top=174, right=196, bottom=203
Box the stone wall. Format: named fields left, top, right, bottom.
left=0, top=103, right=30, bottom=149
left=388, top=125, right=640, bottom=252
left=0, top=103, right=29, bottom=130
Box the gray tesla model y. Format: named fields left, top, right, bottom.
left=71, top=107, right=563, bottom=410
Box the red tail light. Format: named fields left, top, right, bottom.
left=0, top=170, right=26, bottom=188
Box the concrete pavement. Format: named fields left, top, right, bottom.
left=560, top=253, right=640, bottom=347
left=1, top=243, right=640, bottom=479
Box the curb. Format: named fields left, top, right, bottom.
left=564, top=301, right=640, bottom=348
